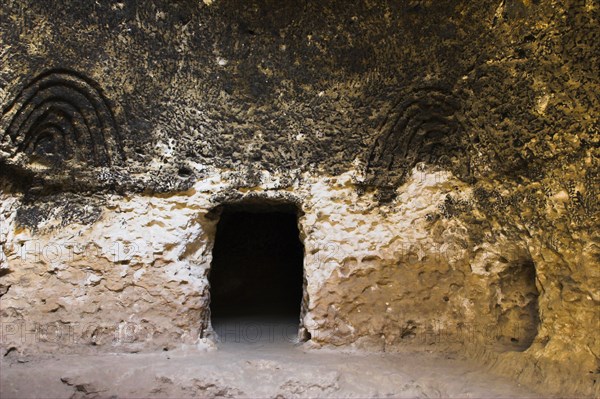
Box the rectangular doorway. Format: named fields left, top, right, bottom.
left=208, top=204, right=305, bottom=344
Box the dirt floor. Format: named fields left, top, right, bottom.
left=1, top=318, right=544, bottom=399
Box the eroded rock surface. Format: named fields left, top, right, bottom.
left=0, top=0, right=598, bottom=397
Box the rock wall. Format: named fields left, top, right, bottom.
left=0, top=167, right=538, bottom=350
left=0, top=0, right=598, bottom=397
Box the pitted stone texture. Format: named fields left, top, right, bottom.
left=1, top=167, right=541, bottom=357
left=0, top=1, right=598, bottom=397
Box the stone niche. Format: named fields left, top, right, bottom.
left=0, top=0, right=598, bottom=398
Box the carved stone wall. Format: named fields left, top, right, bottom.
left=0, top=0, right=598, bottom=397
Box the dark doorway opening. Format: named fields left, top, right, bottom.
left=208, top=203, right=304, bottom=343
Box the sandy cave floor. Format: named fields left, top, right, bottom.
left=0, top=318, right=545, bottom=399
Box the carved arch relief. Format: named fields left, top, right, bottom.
left=0, top=69, right=124, bottom=173
left=364, top=87, right=470, bottom=191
